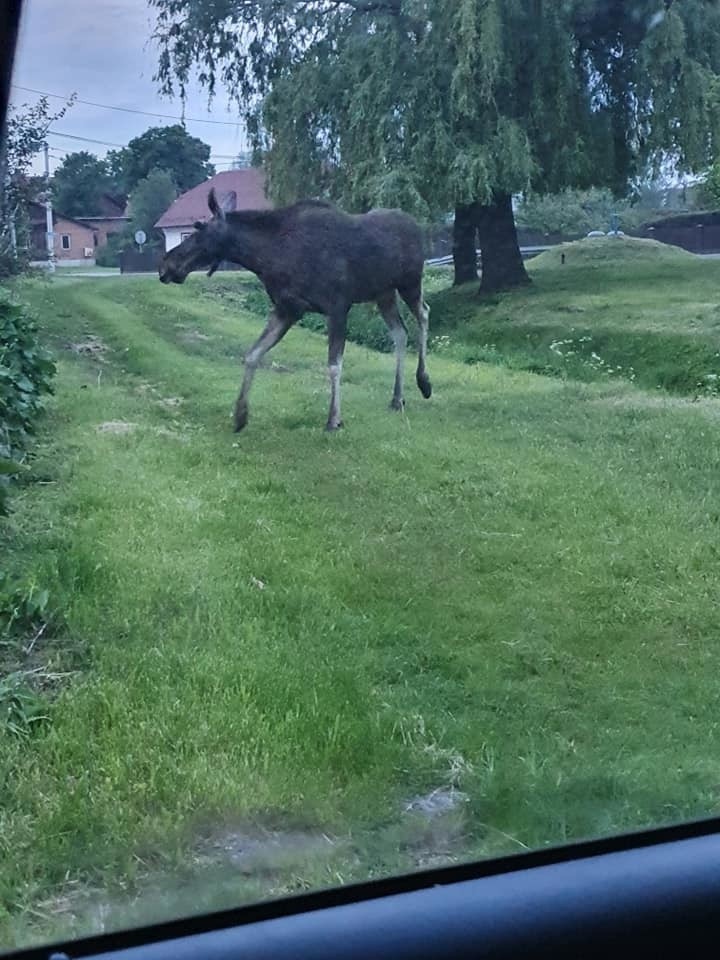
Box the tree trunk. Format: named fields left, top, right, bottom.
left=476, top=192, right=530, bottom=294
left=452, top=203, right=479, bottom=285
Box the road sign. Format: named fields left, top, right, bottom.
left=134, top=230, right=147, bottom=246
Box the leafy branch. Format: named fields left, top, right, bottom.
left=0, top=94, right=75, bottom=277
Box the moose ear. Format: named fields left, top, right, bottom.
left=193, top=220, right=205, bottom=230
left=208, top=188, right=225, bottom=220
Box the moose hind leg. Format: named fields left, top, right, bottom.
left=234, top=310, right=292, bottom=431
left=377, top=291, right=408, bottom=410
left=326, top=310, right=348, bottom=431
left=399, top=282, right=432, bottom=400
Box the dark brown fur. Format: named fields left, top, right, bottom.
left=159, top=189, right=432, bottom=431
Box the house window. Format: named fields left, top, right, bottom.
left=180, top=232, right=193, bottom=241
left=61, top=234, right=71, bottom=250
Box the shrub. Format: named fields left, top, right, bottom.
left=0, top=292, right=56, bottom=515
left=95, top=231, right=131, bottom=268
left=95, top=242, right=120, bottom=268
left=515, top=187, right=657, bottom=236
left=299, top=303, right=394, bottom=353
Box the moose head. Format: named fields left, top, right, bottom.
left=158, top=188, right=231, bottom=284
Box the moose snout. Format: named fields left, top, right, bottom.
left=159, top=262, right=183, bottom=284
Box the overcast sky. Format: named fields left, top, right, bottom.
left=11, top=0, right=248, bottom=176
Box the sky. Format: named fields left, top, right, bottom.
left=10, top=0, right=249, bottom=176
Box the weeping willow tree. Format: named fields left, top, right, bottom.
left=151, top=0, right=720, bottom=293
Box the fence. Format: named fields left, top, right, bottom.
left=639, top=223, right=720, bottom=254
left=120, top=249, right=163, bottom=274
left=427, top=215, right=720, bottom=259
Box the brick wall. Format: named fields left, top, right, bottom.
left=52, top=216, right=96, bottom=260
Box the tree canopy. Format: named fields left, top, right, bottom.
left=51, top=151, right=119, bottom=218
left=699, top=158, right=720, bottom=207
left=151, top=0, right=720, bottom=292
left=126, top=168, right=177, bottom=245
left=51, top=125, right=214, bottom=221
left=108, top=125, right=214, bottom=195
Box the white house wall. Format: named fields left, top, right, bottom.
left=162, top=228, right=186, bottom=252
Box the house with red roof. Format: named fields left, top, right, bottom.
left=28, top=202, right=97, bottom=266
left=75, top=193, right=130, bottom=248
left=154, top=168, right=272, bottom=252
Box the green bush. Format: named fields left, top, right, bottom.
left=0, top=292, right=56, bottom=515
left=95, top=232, right=131, bottom=268
left=95, top=244, right=119, bottom=268
left=515, top=187, right=655, bottom=236
left=299, top=303, right=394, bottom=353
left=296, top=271, right=447, bottom=354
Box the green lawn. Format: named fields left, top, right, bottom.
left=3, top=240, right=720, bottom=947
left=52, top=265, right=120, bottom=275
left=430, top=237, right=720, bottom=395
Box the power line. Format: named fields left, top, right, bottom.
left=47, top=128, right=242, bottom=161
left=48, top=129, right=126, bottom=148
left=12, top=83, right=245, bottom=128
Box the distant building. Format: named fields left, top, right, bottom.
left=27, top=193, right=130, bottom=267
left=154, top=168, right=272, bottom=252
left=28, top=202, right=97, bottom=266
left=75, top=193, right=130, bottom=248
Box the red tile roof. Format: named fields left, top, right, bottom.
left=27, top=201, right=100, bottom=230
left=154, top=168, right=272, bottom=229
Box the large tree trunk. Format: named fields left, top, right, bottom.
left=476, top=192, right=530, bottom=294
left=452, top=202, right=479, bottom=285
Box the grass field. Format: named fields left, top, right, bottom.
left=430, top=238, right=720, bottom=395
left=3, top=238, right=720, bottom=947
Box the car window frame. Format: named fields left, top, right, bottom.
left=3, top=5, right=720, bottom=959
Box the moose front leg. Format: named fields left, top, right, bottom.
left=326, top=310, right=348, bottom=431
left=234, top=310, right=292, bottom=431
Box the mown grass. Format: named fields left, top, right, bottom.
left=429, top=237, right=720, bottom=396
left=3, top=244, right=720, bottom=947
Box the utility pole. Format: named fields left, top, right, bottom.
left=43, top=141, right=55, bottom=273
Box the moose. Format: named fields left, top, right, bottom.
left=158, top=189, right=432, bottom=432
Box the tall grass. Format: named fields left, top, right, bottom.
left=3, top=244, right=720, bottom=946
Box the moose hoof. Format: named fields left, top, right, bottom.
left=390, top=397, right=405, bottom=411
left=325, top=419, right=344, bottom=432
left=234, top=405, right=249, bottom=432
left=417, top=372, right=432, bottom=400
